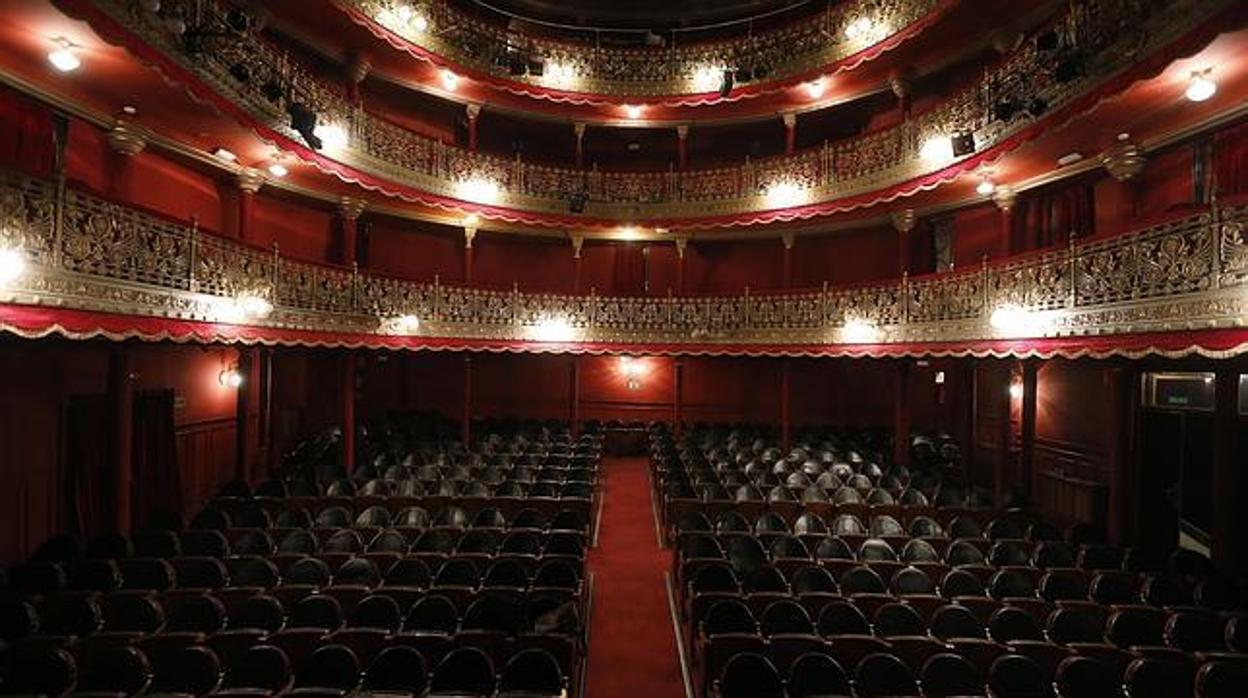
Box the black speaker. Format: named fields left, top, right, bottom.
left=951, top=132, right=976, bottom=157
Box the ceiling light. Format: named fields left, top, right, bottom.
left=618, top=225, right=641, bottom=240
left=841, top=319, right=880, bottom=344
left=804, top=79, right=826, bottom=99
left=692, top=65, right=722, bottom=92
left=456, top=177, right=500, bottom=204
left=530, top=315, right=576, bottom=343
left=624, top=104, right=643, bottom=120
left=1185, top=70, right=1216, bottom=102
left=920, top=135, right=954, bottom=164
left=988, top=304, right=1054, bottom=336
left=441, top=69, right=460, bottom=91
left=0, top=247, right=27, bottom=286
left=764, top=181, right=806, bottom=208
left=219, top=367, right=244, bottom=388
left=48, top=39, right=81, bottom=73
left=976, top=176, right=996, bottom=196
left=1057, top=152, right=1084, bottom=167
left=844, top=17, right=874, bottom=41
left=314, top=123, right=348, bottom=153
left=212, top=147, right=237, bottom=162
left=394, top=314, right=421, bottom=334
left=267, top=162, right=288, bottom=178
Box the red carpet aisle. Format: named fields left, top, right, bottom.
left=586, top=457, right=687, bottom=698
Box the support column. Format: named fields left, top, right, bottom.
left=466, top=104, right=481, bottom=152
left=781, top=233, right=795, bottom=289
left=1211, top=368, right=1241, bottom=573
left=105, top=118, right=146, bottom=202
left=993, top=185, right=1017, bottom=259
left=462, top=356, right=473, bottom=446
left=341, top=352, right=356, bottom=474
left=676, top=125, right=689, bottom=170
left=236, top=169, right=264, bottom=244
left=463, top=221, right=478, bottom=284
left=674, top=235, right=689, bottom=294
left=996, top=360, right=1014, bottom=508
left=235, top=348, right=254, bottom=482
left=573, top=122, right=586, bottom=168
left=108, top=347, right=134, bottom=534
left=892, top=209, right=916, bottom=277
left=1104, top=365, right=1137, bottom=545
left=337, top=197, right=365, bottom=267
left=1020, top=358, right=1039, bottom=501
left=782, top=113, right=797, bottom=156
left=569, top=356, right=580, bottom=438
left=780, top=360, right=792, bottom=451
left=571, top=234, right=585, bottom=294
left=893, top=359, right=911, bottom=467
left=672, top=360, right=684, bottom=438
left=259, top=347, right=274, bottom=471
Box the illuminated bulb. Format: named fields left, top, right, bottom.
left=394, top=3, right=413, bottom=22
left=441, top=69, right=460, bottom=91
left=976, top=177, right=996, bottom=196
left=219, top=368, right=244, bottom=389
left=765, top=181, right=805, bottom=208
left=1008, top=382, right=1024, bottom=399
left=1185, top=71, right=1216, bottom=102
left=412, top=14, right=429, bottom=32
left=934, top=371, right=946, bottom=385
left=394, top=314, right=421, bottom=333
left=531, top=315, right=575, bottom=343
left=989, top=304, right=1026, bottom=331
left=618, top=226, right=641, bottom=240
left=804, top=79, right=826, bottom=99
left=624, top=104, right=643, bottom=120
left=463, top=213, right=481, bottom=228
left=314, top=123, right=348, bottom=153
left=841, top=319, right=879, bottom=344
left=0, top=247, right=27, bottom=286
left=237, top=294, right=273, bottom=318
left=547, top=61, right=576, bottom=86
left=267, top=162, right=289, bottom=178
left=48, top=41, right=81, bottom=73
left=845, top=16, right=874, bottom=41
left=920, top=135, right=954, bottom=164
left=456, top=177, right=500, bottom=204
left=692, top=65, right=721, bottom=92
left=212, top=147, right=237, bottom=163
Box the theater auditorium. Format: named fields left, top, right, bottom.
left=0, top=0, right=1246, bottom=696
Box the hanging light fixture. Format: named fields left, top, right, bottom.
left=1185, top=69, right=1217, bottom=102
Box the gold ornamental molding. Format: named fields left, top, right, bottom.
left=58, top=0, right=1238, bottom=227
left=1, top=168, right=1247, bottom=352
left=339, top=0, right=942, bottom=99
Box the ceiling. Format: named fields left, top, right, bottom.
left=456, top=0, right=816, bottom=33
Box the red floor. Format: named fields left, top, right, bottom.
left=586, top=457, right=687, bottom=698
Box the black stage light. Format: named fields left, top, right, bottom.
left=287, top=102, right=321, bottom=150
left=719, top=69, right=734, bottom=98
left=228, top=62, right=251, bottom=83
left=1054, top=54, right=1084, bottom=83
left=735, top=66, right=753, bottom=84
left=528, top=58, right=545, bottom=77
left=262, top=80, right=286, bottom=103
left=993, top=99, right=1020, bottom=122
left=951, top=132, right=976, bottom=157
left=1036, top=30, right=1059, bottom=51
left=509, top=57, right=527, bottom=76
left=225, top=8, right=251, bottom=33
left=1027, top=97, right=1048, bottom=117
left=183, top=29, right=209, bottom=54
left=753, top=64, right=770, bottom=80
left=568, top=191, right=587, bottom=213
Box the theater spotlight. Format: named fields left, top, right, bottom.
left=951, top=132, right=976, bottom=158
left=287, top=102, right=322, bottom=150
left=1026, top=97, right=1048, bottom=118
left=719, top=70, right=735, bottom=98
left=993, top=98, right=1020, bottom=122
left=568, top=190, right=588, bottom=214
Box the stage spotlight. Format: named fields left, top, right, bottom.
left=735, top=66, right=753, bottom=84
left=48, top=38, right=81, bottom=73
left=568, top=191, right=587, bottom=214
left=509, top=57, right=527, bottom=75
left=719, top=70, right=734, bottom=98
left=287, top=102, right=322, bottom=150
left=993, top=98, right=1020, bottom=122
left=261, top=79, right=285, bottom=103
left=1026, top=97, right=1049, bottom=117
left=228, top=61, right=250, bottom=83
left=1035, top=30, right=1059, bottom=51
left=753, top=64, right=770, bottom=80
left=1186, top=70, right=1217, bottom=102
left=0, top=247, right=27, bottom=287
left=527, top=57, right=545, bottom=76
left=951, top=132, right=976, bottom=157
left=225, top=8, right=251, bottom=33
left=1054, top=54, right=1083, bottom=83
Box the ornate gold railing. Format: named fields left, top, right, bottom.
left=76, top=0, right=1233, bottom=222
left=1, top=168, right=1246, bottom=347
left=341, top=0, right=939, bottom=97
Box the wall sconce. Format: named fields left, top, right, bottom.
left=1008, top=380, right=1024, bottom=399
left=0, top=246, right=27, bottom=286
left=618, top=356, right=645, bottom=389
left=934, top=371, right=946, bottom=385
left=219, top=365, right=243, bottom=388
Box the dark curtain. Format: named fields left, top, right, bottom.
left=0, top=86, right=56, bottom=177
left=1012, top=181, right=1095, bottom=251
left=1213, top=120, right=1248, bottom=196
left=64, top=395, right=114, bottom=540
left=132, top=389, right=181, bottom=529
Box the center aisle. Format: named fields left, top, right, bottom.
left=585, top=457, right=688, bottom=698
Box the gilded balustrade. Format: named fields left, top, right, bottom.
left=346, top=0, right=937, bottom=97
left=1, top=168, right=1246, bottom=348
left=76, top=0, right=1233, bottom=220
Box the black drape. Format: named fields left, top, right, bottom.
left=132, top=389, right=181, bottom=529
left=64, top=395, right=113, bottom=540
